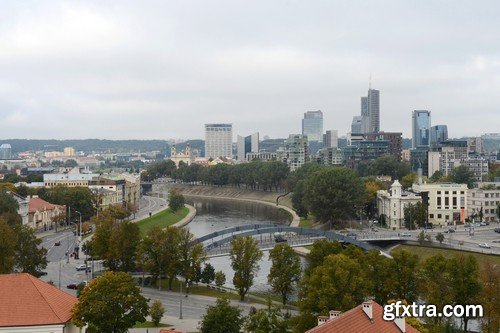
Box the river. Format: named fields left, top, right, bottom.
left=184, top=196, right=301, bottom=293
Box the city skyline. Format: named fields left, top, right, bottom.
left=1, top=1, right=499, bottom=140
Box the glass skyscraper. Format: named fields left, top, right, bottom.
left=302, top=110, right=323, bottom=142
left=430, top=125, right=448, bottom=147
left=412, top=110, right=431, bottom=148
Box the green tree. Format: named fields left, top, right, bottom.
left=449, top=165, right=475, bottom=189
left=200, top=297, right=243, bottom=333
left=244, top=301, right=290, bottom=333
left=107, top=220, right=141, bottom=271
left=178, top=228, right=206, bottom=293
left=291, top=180, right=308, bottom=218
left=214, top=271, right=226, bottom=287
left=201, top=263, right=216, bottom=284
left=0, top=218, right=17, bottom=273
left=390, top=250, right=419, bottom=302
left=168, top=189, right=185, bottom=212
left=64, top=159, right=78, bottom=167
left=430, top=170, right=444, bottom=182
left=365, top=249, right=393, bottom=304
left=447, top=255, right=482, bottom=332
left=268, top=243, right=301, bottom=305
left=364, top=178, right=387, bottom=218
left=305, top=239, right=342, bottom=275
left=149, top=300, right=165, bottom=327
left=404, top=202, right=427, bottom=230
left=0, top=188, right=21, bottom=226
left=13, top=224, right=48, bottom=276
left=401, top=173, right=417, bottom=189
left=71, top=271, right=149, bottom=333
left=435, top=232, right=444, bottom=244
left=303, top=167, right=365, bottom=228
left=480, top=262, right=499, bottom=333
left=230, top=236, right=263, bottom=301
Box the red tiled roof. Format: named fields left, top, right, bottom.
left=0, top=273, right=78, bottom=327
left=28, top=197, right=64, bottom=214
left=306, top=300, right=420, bottom=333
left=160, top=329, right=185, bottom=333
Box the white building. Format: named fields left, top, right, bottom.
left=377, top=180, right=422, bottom=229
left=44, top=168, right=99, bottom=188
left=278, top=134, right=309, bottom=171
left=237, top=133, right=259, bottom=161
left=412, top=182, right=468, bottom=226
left=468, top=186, right=500, bottom=223
left=205, top=123, right=233, bottom=159
left=170, top=144, right=195, bottom=166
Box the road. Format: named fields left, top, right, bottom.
left=134, top=195, right=167, bottom=220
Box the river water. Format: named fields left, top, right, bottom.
left=184, top=197, right=298, bottom=293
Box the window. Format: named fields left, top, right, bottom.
left=437, top=197, right=442, bottom=205
left=445, top=191, right=449, bottom=194
left=445, top=197, right=449, bottom=206
left=485, top=193, right=489, bottom=198
left=446, top=215, right=449, bottom=220
left=461, top=191, right=465, bottom=195
left=453, top=191, right=457, bottom=194
left=438, top=214, right=442, bottom=218
left=437, top=191, right=441, bottom=194
left=453, top=197, right=457, bottom=206
left=430, top=214, right=434, bottom=218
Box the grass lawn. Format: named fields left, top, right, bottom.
left=133, top=321, right=170, bottom=328
left=392, top=244, right=500, bottom=267
left=299, top=216, right=314, bottom=228
left=137, top=206, right=189, bottom=237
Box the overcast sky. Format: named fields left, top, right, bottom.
left=0, top=1, right=499, bottom=140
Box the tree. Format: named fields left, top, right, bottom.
left=107, top=220, right=141, bottom=271
left=230, top=236, right=263, bottom=301
left=64, top=159, right=78, bottom=167
left=199, top=297, right=243, bottom=333
left=201, top=263, right=216, bottom=284
left=0, top=218, right=17, bottom=273
left=401, top=173, right=417, bottom=189
left=480, top=262, right=499, bottom=333
left=363, top=178, right=387, bottom=218
left=303, top=167, right=365, bottom=228
left=364, top=249, right=393, bottom=304
left=168, top=189, right=185, bottom=212
left=244, top=301, right=290, bottom=333
left=268, top=243, right=301, bottom=305
left=0, top=189, right=21, bottom=226
left=291, top=180, right=308, bottom=218
left=178, top=228, right=206, bottom=293
left=305, top=239, right=342, bottom=275
left=214, top=271, right=226, bottom=287
left=404, top=202, right=427, bottom=230
left=430, top=170, right=444, bottom=182
left=150, top=300, right=165, bottom=327
left=72, top=271, right=149, bottom=333
left=449, top=165, right=475, bottom=189
left=390, top=250, right=419, bottom=302
left=13, top=224, right=48, bottom=276
left=435, top=232, right=444, bottom=244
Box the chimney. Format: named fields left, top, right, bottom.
left=329, top=310, right=342, bottom=320
left=394, top=317, right=406, bottom=332
left=317, top=316, right=329, bottom=326
left=362, top=301, right=373, bottom=320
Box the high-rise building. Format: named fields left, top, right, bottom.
left=323, top=130, right=338, bottom=148
left=360, top=96, right=370, bottom=134
left=237, top=133, right=259, bottom=161
left=278, top=134, right=309, bottom=171
left=412, top=110, right=431, bottom=148
left=302, top=110, right=323, bottom=142
left=367, top=89, right=380, bottom=133
left=430, top=125, right=448, bottom=147
left=0, top=144, right=12, bottom=160
left=351, top=116, right=363, bottom=135
left=205, top=123, right=233, bottom=158
left=363, top=132, right=402, bottom=161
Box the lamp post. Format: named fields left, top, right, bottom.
left=75, top=211, right=82, bottom=242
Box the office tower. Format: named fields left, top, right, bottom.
left=412, top=110, right=431, bottom=148
left=323, top=130, right=338, bottom=148
left=363, top=132, right=402, bottom=161
left=351, top=116, right=363, bottom=134
left=430, top=125, right=448, bottom=147
left=205, top=123, right=233, bottom=158
left=360, top=97, right=370, bottom=134
left=278, top=134, right=309, bottom=171
left=367, top=89, right=380, bottom=133
left=237, top=133, right=259, bottom=161
left=0, top=144, right=12, bottom=160
left=302, top=110, right=323, bottom=142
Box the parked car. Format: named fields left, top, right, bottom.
left=478, top=243, right=491, bottom=249
left=492, top=240, right=500, bottom=243
left=401, top=232, right=412, bottom=237
left=76, top=264, right=87, bottom=271
left=444, top=228, right=455, bottom=233
left=54, top=241, right=61, bottom=246
left=66, top=283, right=78, bottom=290
left=480, top=221, right=489, bottom=226
left=494, top=228, right=500, bottom=233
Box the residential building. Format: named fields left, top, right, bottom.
left=245, top=151, right=277, bottom=162
left=0, top=144, right=12, bottom=159
left=343, top=140, right=390, bottom=168
left=412, top=110, right=431, bottom=148
left=237, top=133, right=259, bottom=161
left=205, top=123, right=233, bottom=159
left=377, top=180, right=422, bottom=229
left=317, top=148, right=344, bottom=166
left=28, top=196, right=66, bottom=231
left=468, top=186, right=500, bottom=222
left=351, top=116, right=363, bottom=135
left=307, top=300, right=419, bottom=333
left=363, top=132, right=402, bottom=161
left=412, top=182, right=468, bottom=226
left=0, top=273, right=83, bottom=333
left=427, top=151, right=440, bottom=178
left=89, top=175, right=126, bottom=209
left=323, top=130, right=338, bottom=148
left=64, top=147, right=75, bottom=156
left=170, top=144, right=195, bottom=166
left=302, top=111, right=323, bottom=142
left=9, top=191, right=29, bottom=226
left=461, top=156, right=489, bottom=182
left=467, top=137, right=483, bottom=154
left=278, top=134, right=309, bottom=171
left=430, top=125, right=448, bottom=147
left=367, top=88, right=380, bottom=133
left=122, top=173, right=141, bottom=210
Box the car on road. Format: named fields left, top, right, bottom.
left=478, top=243, right=491, bottom=249
left=492, top=240, right=500, bottom=243
left=444, top=229, right=455, bottom=233
left=66, top=283, right=78, bottom=290
left=76, top=264, right=87, bottom=271
left=494, top=228, right=500, bottom=233
left=54, top=241, right=61, bottom=246
left=401, top=232, right=412, bottom=237
left=480, top=221, right=489, bottom=226
left=346, top=232, right=357, bottom=237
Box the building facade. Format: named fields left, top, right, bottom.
left=205, top=123, right=233, bottom=159
left=412, top=110, right=431, bottom=148
left=363, top=132, right=402, bottom=161
left=245, top=151, right=277, bottom=162
left=28, top=197, right=66, bottom=231
left=467, top=186, right=500, bottom=222
left=302, top=111, right=323, bottom=142
left=170, top=144, right=196, bottom=166
left=377, top=180, right=422, bottom=229
left=323, top=130, right=338, bottom=148
left=278, top=134, right=309, bottom=171
left=0, top=144, right=12, bottom=159
left=316, top=147, right=344, bottom=166
left=237, top=133, right=259, bottom=161
left=367, top=88, right=380, bottom=133
left=412, top=182, right=468, bottom=226
left=43, top=168, right=99, bottom=188
left=430, top=125, right=448, bottom=147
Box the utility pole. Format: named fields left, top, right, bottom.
left=179, top=279, right=183, bottom=319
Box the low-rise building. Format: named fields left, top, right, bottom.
left=412, top=182, right=468, bottom=226
left=28, top=196, right=65, bottom=231
left=377, top=180, right=422, bottom=229
left=468, top=185, right=500, bottom=222
left=9, top=192, right=29, bottom=226
left=44, top=168, right=98, bottom=188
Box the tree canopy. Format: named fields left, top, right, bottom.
left=230, top=236, right=263, bottom=301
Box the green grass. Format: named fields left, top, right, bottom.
left=299, top=216, right=314, bottom=228
left=392, top=244, right=500, bottom=267
left=133, top=321, right=170, bottom=328
left=137, top=206, right=189, bottom=237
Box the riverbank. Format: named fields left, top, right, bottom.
left=137, top=205, right=193, bottom=236
left=169, top=184, right=300, bottom=227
